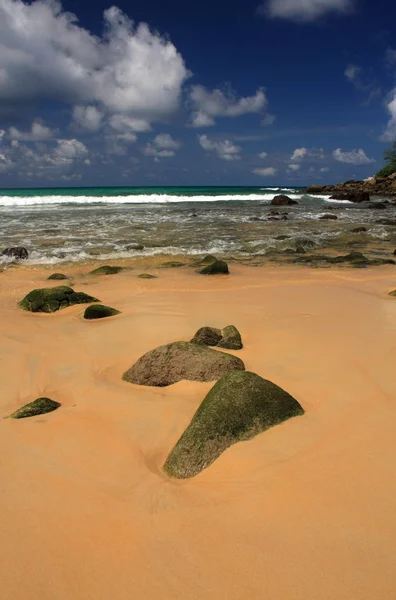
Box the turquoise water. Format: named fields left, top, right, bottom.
left=0, top=185, right=394, bottom=265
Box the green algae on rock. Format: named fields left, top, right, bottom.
left=9, top=397, right=61, bottom=419
left=83, top=304, right=120, bottom=319
left=89, top=265, right=124, bottom=275
left=138, top=273, right=157, bottom=279
left=48, top=273, right=69, bottom=280
left=123, top=341, right=245, bottom=387
left=191, top=326, right=222, bottom=346
left=19, top=286, right=99, bottom=313
left=191, top=325, right=243, bottom=350
left=159, top=261, right=186, bottom=268
left=163, top=371, right=304, bottom=479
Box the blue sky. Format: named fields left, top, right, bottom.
left=0, top=0, right=396, bottom=187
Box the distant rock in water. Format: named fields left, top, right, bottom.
left=368, top=202, right=389, bottom=210
left=8, top=397, right=61, bottom=419
left=293, top=251, right=395, bottom=268
left=191, top=325, right=243, bottom=349
left=48, top=273, right=69, bottom=280
left=2, top=247, right=29, bottom=260
left=350, top=227, right=367, bottom=233
left=126, top=243, right=144, bottom=251
left=319, top=214, right=338, bottom=220
left=19, top=286, right=99, bottom=313
left=163, top=371, right=305, bottom=478
left=83, top=304, right=120, bottom=319
left=89, top=265, right=124, bottom=275
left=271, top=195, right=298, bottom=206
left=123, top=341, right=245, bottom=387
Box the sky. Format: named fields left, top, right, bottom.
left=0, top=0, right=396, bottom=187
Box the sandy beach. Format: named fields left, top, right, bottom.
left=1, top=261, right=396, bottom=600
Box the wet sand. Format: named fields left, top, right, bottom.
left=1, top=262, right=396, bottom=599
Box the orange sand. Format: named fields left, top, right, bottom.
left=1, top=263, right=396, bottom=599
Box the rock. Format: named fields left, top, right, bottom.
left=48, top=273, right=69, bottom=280
left=199, top=255, right=218, bottom=265
left=159, top=261, right=186, bottom=268
left=389, top=172, right=396, bottom=180
left=217, top=325, right=243, bottom=350
left=271, top=195, right=298, bottom=206
left=388, top=290, right=396, bottom=296
left=123, top=342, right=245, bottom=387
left=8, top=397, right=61, bottom=419
left=330, top=192, right=370, bottom=203
left=376, top=219, right=396, bottom=225
left=138, top=273, right=157, bottom=279
left=369, top=202, right=388, bottom=209
left=163, top=371, right=304, bottom=478
left=191, top=326, right=222, bottom=346
left=293, top=251, right=394, bottom=268
left=275, top=235, right=290, bottom=240
left=19, top=286, right=99, bottom=313
left=126, top=243, right=144, bottom=251
left=197, top=259, right=229, bottom=275
left=83, top=304, right=120, bottom=319
left=319, top=214, right=338, bottom=220
left=2, top=247, right=29, bottom=260
left=393, top=250, right=396, bottom=256
left=303, top=184, right=325, bottom=194
left=89, top=265, right=124, bottom=275
left=350, top=227, right=367, bottom=233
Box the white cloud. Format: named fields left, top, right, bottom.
left=52, top=139, right=88, bottom=165
left=320, top=167, right=330, bottom=172
left=153, top=133, right=181, bottom=150
left=73, top=106, right=103, bottom=131
left=290, top=147, right=309, bottom=161
left=8, top=120, right=55, bottom=141
left=109, top=114, right=151, bottom=133
left=290, top=146, right=324, bottom=161
left=0, top=0, right=190, bottom=126
left=189, top=85, right=268, bottom=127
left=258, top=151, right=268, bottom=159
left=344, top=64, right=361, bottom=84
left=333, top=148, right=375, bottom=165
left=198, top=134, right=241, bottom=161
left=380, top=91, right=396, bottom=142
left=288, top=163, right=300, bottom=171
left=252, top=167, right=277, bottom=176
left=143, top=146, right=175, bottom=158
left=259, top=0, right=354, bottom=22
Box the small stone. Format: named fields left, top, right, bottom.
left=138, top=273, right=157, bottom=279
left=48, top=273, right=69, bottom=280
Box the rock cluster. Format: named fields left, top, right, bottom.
left=303, top=175, right=396, bottom=198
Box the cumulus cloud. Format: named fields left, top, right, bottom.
left=72, top=106, right=103, bottom=131
left=189, top=85, right=269, bottom=127
left=0, top=0, right=190, bottom=126
left=288, top=163, right=300, bottom=171
left=153, top=133, right=181, bottom=150
left=290, top=147, right=324, bottom=161
left=290, top=147, right=309, bottom=161
left=258, top=0, right=354, bottom=22
left=109, top=114, right=151, bottom=133
left=380, top=92, right=396, bottom=142
left=198, top=134, right=242, bottom=161
left=252, top=167, right=277, bottom=176
left=142, top=133, right=181, bottom=159
left=8, top=120, right=55, bottom=141
left=333, top=148, right=375, bottom=165
left=258, top=151, right=268, bottom=158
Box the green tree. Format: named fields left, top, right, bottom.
left=376, top=141, right=396, bottom=177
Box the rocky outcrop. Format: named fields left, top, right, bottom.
left=2, top=247, right=29, bottom=260
left=19, top=286, right=99, bottom=313
left=303, top=176, right=396, bottom=198
left=191, top=325, right=243, bottom=349
left=163, top=371, right=304, bottom=478
left=83, top=304, right=120, bottom=319
left=8, top=397, right=61, bottom=419
left=330, top=192, right=370, bottom=203
left=271, top=195, right=298, bottom=206
left=123, top=342, right=245, bottom=387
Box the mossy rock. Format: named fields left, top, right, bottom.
left=191, top=326, right=222, bottom=346
left=19, top=286, right=99, bottom=313
left=83, top=304, right=120, bottom=319
left=388, top=290, right=396, bottom=296
left=9, top=397, right=61, bottom=419
left=48, top=273, right=69, bottom=280
left=218, top=325, right=243, bottom=350
left=138, top=273, right=157, bottom=279
left=293, top=251, right=395, bottom=268
left=163, top=371, right=304, bottom=478
left=123, top=341, right=245, bottom=387
left=89, top=265, right=124, bottom=275
left=200, top=255, right=219, bottom=265
left=159, top=261, right=186, bottom=268
left=197, top=259, right=229, bottom=275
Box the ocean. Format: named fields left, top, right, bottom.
left=1, top=185, right=395, bottom=265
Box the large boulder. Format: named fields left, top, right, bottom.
left=271, top=195, right=298, bottom=206
left=19, top=286, right=99, bottom=313
left=163, top=371, right=305, bottom=478
left=83, top=304, right=120, bottom=319
left=123, top=342, right=245, bottom=387
left=2, top=247, right=29, bottom=260
left=8, top=397, right=61, bottom=419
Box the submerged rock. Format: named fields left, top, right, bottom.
left=350, top=227, right=367, bottom=233
left=138, top=273, right=157, bottom=279
left=48, top=273, right=69, bottom=280
left=126, top=243, right=144, bottom=251
left=319, top=214, right=338, bottom=220
left=89, top=265, right=124, bottom=275
left=2, top=247, right=29, bottom=260
left=159, top=261, right=186, bottom=268
left=271, top=195, right=298, bottom=206
left=83, top=304, right=120, bottom=319
left=123, top=341, right=245, bottom=387
left=19, top=286, right=99, bottom=313
left=9, top=397, right=61, bottom=419
left=163, top=371, right=304, bottom=478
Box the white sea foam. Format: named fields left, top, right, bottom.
left=0, top=193, right=305, bottom=207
